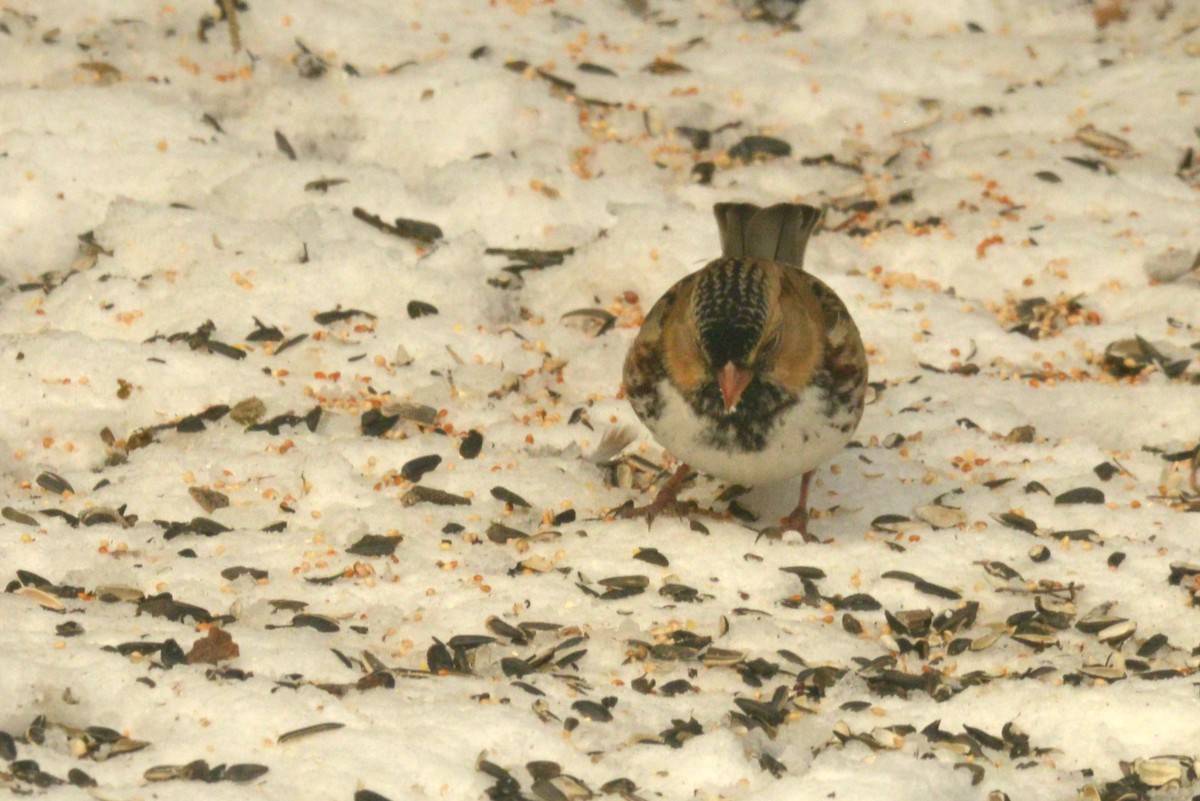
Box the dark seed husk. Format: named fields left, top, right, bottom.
left=137, top=594, right=213, bottom=623
left=692, top=161, right=715, bottom=184
left=511, top=680, right=543, bottom=696
left=660, top=584, right=701, bottom=603
left=1075, top=615, right=1125, bottom=635
left=188, top=486, right=229, bottom=513
left=881, top=570, right=925, bottom=585
left=830, top=593, right=882, bottom=611
left=351, top=207, right=442, bottom=242
left=223, top=764, right=269, bottom=782
left=982, top=561, right=1023, bottom=581
left=159, top=516, right=231, bottom=539
left=361, top=409, right=400, bottom=437
left=384, top=402, right=438, bottom=427
left=16, top=570, right=51, bottom=588
left=600, top=778, right=637, bottom=794
left=560, top=308, right=617, bottom=336
left=346, top=534, right=402, bottom=557
left=2, top=507, right=38, bottom=526
left=487, top=522, right=527, bottom=544
left=447, top=634, right=495, bottom=650
left=634, top=547, right=669, bottom=567
left=313, top=307, right=377, bottom=325
left=407, top=300, right=439, bottom=318
left=659, top=679, right=695, bottom=696
left=401, top=454, right=442, bottom=483
left=914, top=580, right=961, bottom=600
left=600, top=587, right=643, bottom=600
left=36, top=471, right=73, bottom=495
left=56, top=622, right=83, bottom=640
left=1056, top=529, right=1102, bottom=543
left=426, top=640, right=454, bottom=672
left=67, top=767, right=96, bottom=787
left=107, top=641, right=164, bottom=656
left=277, top=722, right=345, bottom=744
left=491, top=486, right=531, bottom=508
left=477, top=759, right=514, bottom=781
left=729, top=135, right=791, bottom=161
left=84, top=726, right=122, bottom=744
left=1137, top=633, right=1168, bottom=657
left=81, top=507, right=131, bottom=527
left=459, top=430, right=484, bottom=459
left=571, top=700, right=612, bottom=722
left=501, top=656, right=534, bottom=677
left=578, top=61, right=617, bottom=76
left=891, top=609, right=933, bottom=637
left=1169, top=562, right=1200, bottom=585
left=933, top=602, right=979, bottom=634
left=1063, top=155, right=1115, bottom=174
left=486, top=616, right=528, bottom=644
left=0, top=731, right=16, bottom=760
left=401, top=486, right=471, bottom=507
left=871, top=514, right=912, bottom=531
left=355, top=790, right=394, bottom=801
left=599, top=575, right=649, bottom=591
left=1054, top=487, right=1104, bottom=505
left=176, top=415, right=206, bottom=433
left=675, top=126, right=711, bottom=149
left=291, top=614, right=340, bottom=633
left=964, top=725, right=1005, bottom=751
left=780, top=565, right=826, bottom=580
left=993, top=512, right=1037, bottom=533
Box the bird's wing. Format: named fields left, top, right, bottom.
left=623, top=272, right=702, bottom=399
left=789, top=270, right=867, bottom=397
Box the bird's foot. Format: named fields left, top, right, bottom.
left=615, top=497, right=694, bottom=528
left=782, top=469, right=818, bottom=543
left=612, top=463, right=694, bottom=529
left=780, top=506, right=817, bottom=543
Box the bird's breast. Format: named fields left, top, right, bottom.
left=643, top=377, right=861, bottom=485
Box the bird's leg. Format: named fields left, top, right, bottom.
left=617, top=463, right=693, bottom=527
left=781, top=469, right=817, bottom=543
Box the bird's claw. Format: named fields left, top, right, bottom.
left=755, top=509, right=820, bottom=544
left=615, top=499, right=693, bottom=528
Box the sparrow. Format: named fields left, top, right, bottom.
left=621, top=202, right=867, bottom=540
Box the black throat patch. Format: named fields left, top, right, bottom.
left=690, top=378, right=798, bottom=452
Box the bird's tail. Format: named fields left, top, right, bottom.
left=713, top=202, right=822, bottom=269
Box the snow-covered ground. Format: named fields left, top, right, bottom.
left=2, top=1, right=1200, bottom=799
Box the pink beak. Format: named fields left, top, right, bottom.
left=717, top=362, right=752, bottom=413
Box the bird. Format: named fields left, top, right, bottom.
left=620, top=202, right=867, bottom=540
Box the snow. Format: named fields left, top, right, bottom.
left=2, top=1, right=1200, bottom=799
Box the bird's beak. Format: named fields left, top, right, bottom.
left=717, top=362, right=752, bottom=413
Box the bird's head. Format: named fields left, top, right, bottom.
left=690, top=259, right=780, bottom=414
